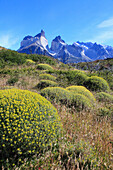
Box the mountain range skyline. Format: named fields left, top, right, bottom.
left=18, top=30, right=113, bottom=63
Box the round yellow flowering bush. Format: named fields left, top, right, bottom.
left=96, top=92, right=113, bottom=103
left=0, top=89, right=61, bottom=168
left=37, top=64, right=53, bottom=71
left=66, top=86, right=95, bottom=103
left=41, top=87, right=92, bottom=110
left=84, top=76, right=110, bottom=92
left=39, top=73, right=56, bottom=81
left=37, top=80, right=58, bottom=89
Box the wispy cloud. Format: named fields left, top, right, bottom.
left=98, top=17, right=113, bottom=28
left=88, top=29, right=113, bottom=44
left=0, top=33, right=19, bottom=49
left=87, top=17, right=113, bottom=45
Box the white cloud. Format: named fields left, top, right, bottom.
left=0, top=33, right=18, bottom=49
left=87, top=17, right=113, bottom=45
left=98, top=17, right=113, bottom=28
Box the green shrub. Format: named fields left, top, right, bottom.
left=0, top=49, right=26, bottom=65
left=84, top=76, right=110, bottom=91
left=39, top=73, right=56, bottom=81
left=36, top=80, right=58, bottom=89
left=66, top=86, right=95, bottom=103
left=37, top=64, right=53, bottom=71
left=41, top=87, right=92, bottom=110
left=96, top=92, right=113, bottom=103
left=41, top=87, right=71, bottom=104
left=61, top=70, right=88, bottom=86
left=0, top=89, right=61, bottom=168
left=56, top=75, right=69, bottom=87
left=68, top=93, right=92, bottom=111
left=28, top=54, right=57, bottom=65
left=55, top=70, right=88, bottom=87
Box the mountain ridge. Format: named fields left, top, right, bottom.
left=18, top=30, right=113, bottom=63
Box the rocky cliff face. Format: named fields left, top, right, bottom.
left=18, top=30, right=113, bottom=63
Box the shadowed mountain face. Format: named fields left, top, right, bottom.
left=18, top=30, right=113, bottom=63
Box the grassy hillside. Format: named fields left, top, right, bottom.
left=0, top=49, right=113, bottom=169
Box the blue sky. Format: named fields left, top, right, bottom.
left=1, top=0, right=113, bottom=50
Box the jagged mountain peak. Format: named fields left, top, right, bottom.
left=35, top=29, right=45, bottom=38
left=53, top=36, right=65, bottom=43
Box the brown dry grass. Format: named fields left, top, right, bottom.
left=58, top=105, right=113, bottom=166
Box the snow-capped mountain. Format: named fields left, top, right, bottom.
left=18, top=30, right=113, bottom=63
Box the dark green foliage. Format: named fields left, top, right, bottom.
left=36, top=80, right=58, bottom=89
left=27, top=54, right=57, bottom=65
left=96, top=92, right=113, bottom=103
left=84, top=76, right=110, bottom=91
left=0, top=50, right=26, bottom=65
left=65, top=70, right=88, bottom=85
left=0, top=50, right=57, bottom=68
left=0, top=58, right=5, bottom=68
left=55, top=70, right=88, bottom=87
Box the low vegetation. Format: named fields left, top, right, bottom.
left=36, top=80, right=58, bottom=89
left=96, top=92, right=113, bottom=103
left=0, top=49, right=113, bottom=169
left=39, top=73, right=56, bottom=81
left=37, top=63, right=54, bottom=71
left=40, top=87, right=71, bottom=104
left=41, top=87, right=93, bottom=111
left=66, top=85, right=95, bottom=103
left=84, top=76, right=110, bottom=92
left=72, top=58, right=113, bottom=90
